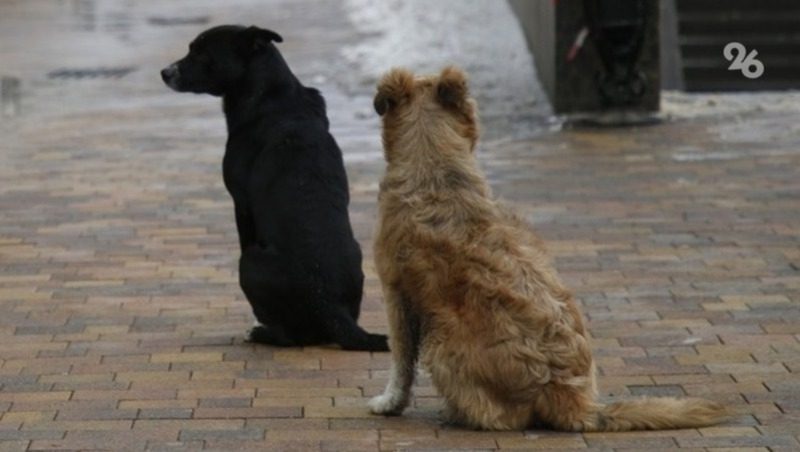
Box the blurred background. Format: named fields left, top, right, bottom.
left=3, top=0, right=800, bottom=140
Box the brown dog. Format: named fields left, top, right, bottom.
left=368, top=66, right=728, bottom=431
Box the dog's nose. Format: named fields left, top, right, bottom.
left=160, top=64, right=178, bottom=83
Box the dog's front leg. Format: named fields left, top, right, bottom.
left=369, top=287, right=420, bottom=415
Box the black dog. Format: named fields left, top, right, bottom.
left=161, top=25, right=388, bottom=351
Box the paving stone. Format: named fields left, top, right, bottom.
left=205, top=438, right=321, bottom=451
left=137, top=409, right=194, bottom=420
left=0, top=441, right=30, bottom=452
left=627, top=384, right=686, bottom=397
left=677, top=434, right=800, bottom=448
left=145, top=440, right=206, bottom=452
left=496, top=431, right=586, bottom=450
left=198, top=397, right=252, bottom=408
left=0, top=431, right=65, bottom=442
left=178, top=426, right=264, bottom=441
left=584, top=434, right=677, bottom=449
left=54, top=408, right=138, bottom=421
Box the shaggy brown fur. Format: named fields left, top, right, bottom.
left=368, top=66, right=728, bottom=431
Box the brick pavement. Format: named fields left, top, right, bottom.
left=1, top=0, right=799, bottom=450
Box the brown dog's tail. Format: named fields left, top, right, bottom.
left=577, top=397, right=728, bottom=432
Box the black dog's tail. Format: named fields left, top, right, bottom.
left=322, top=304, right=389, bottom=352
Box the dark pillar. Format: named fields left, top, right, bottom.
left=509, top=0, right=660, bottom=124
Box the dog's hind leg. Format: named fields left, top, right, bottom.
left=369, top=287, right=420, bottom=415
left=246, top=321, right=296, bottom=347
left=239, top=245, right=301, bottom=346
left=318, top=302, right=389, bottom=352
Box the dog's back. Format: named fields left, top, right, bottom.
left=225, top=61, right=384, bottom=351
left=242, top=108, right=365, bottom=315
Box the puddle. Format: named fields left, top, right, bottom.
left=48, top=67, right=137, bottom=80
left=340, top=0, right=554, bottom=141
left=147, top=16, right=211, bottom=27
left=65, top=0, right=135, bottom=42
left=671, top=148, right=798, bottom=162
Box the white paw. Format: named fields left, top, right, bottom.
left=368, top=392, right=408, bottom=415
left=245, top=320, right=265, bottom=341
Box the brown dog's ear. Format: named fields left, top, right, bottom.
left=374, top=68, right=414, bottom=116
left=373, top=93, right=392, bottom=116
left=436, top=66, right=468, bottom=110
left=245, top=26, right=283, bottom=51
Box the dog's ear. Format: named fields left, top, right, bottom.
left=245, top=26, right=283, bottom=51
left=373, top=92, right=393, bottom=117
left=436, top=66, right=469, bottom=110
left=374, top=68, right=414, bottom=116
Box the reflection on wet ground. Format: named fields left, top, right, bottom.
left=1, top=76, right=21, bottom=117
left=66, top=0, right=134, bottom=40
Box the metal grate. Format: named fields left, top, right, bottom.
left=47, top=66, right=136, bottom=80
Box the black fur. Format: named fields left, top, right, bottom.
left=161, top=25, right=388, bottom=351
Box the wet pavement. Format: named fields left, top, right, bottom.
left=1, top=0, right=800, bottom=450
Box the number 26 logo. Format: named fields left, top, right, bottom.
left=723, top=42, right=764, bottom=79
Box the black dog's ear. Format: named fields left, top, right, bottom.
left=374, top=68, right=414, bottom=116
left=436, top=66, right=469, bottom=110
left=245, top=26, right=283, bottom=51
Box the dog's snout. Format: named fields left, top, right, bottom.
left=161, top=63, right=183, bottom=91
left=160, top=64, right=179, bottom=84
